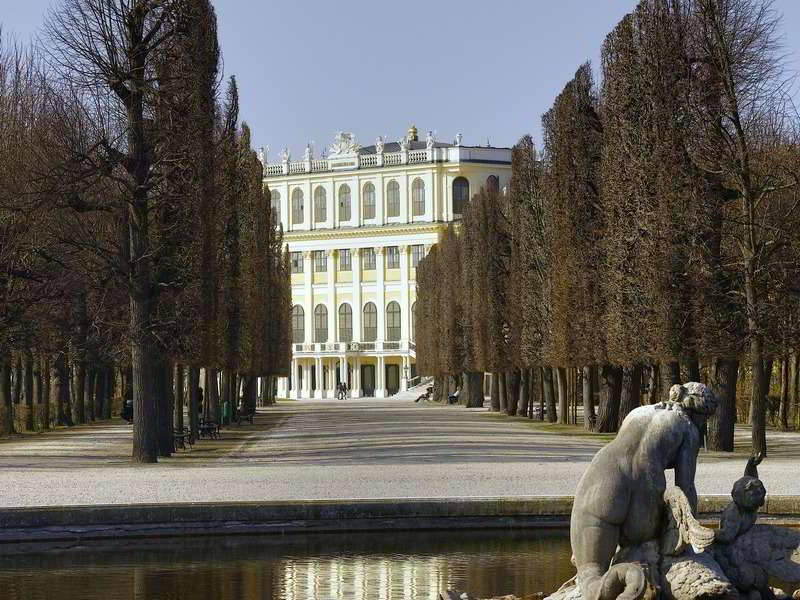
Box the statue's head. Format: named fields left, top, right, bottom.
left=731, top=476, right=766, bottom=510
left=669, top=382, right=717, bottom=417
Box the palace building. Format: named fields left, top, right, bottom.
left=263, top=126, right=512, bottom=399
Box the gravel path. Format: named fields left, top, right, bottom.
left=0, top=398, right=798, bottom=507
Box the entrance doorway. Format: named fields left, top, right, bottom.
left=385, top=364, right=400, bottom=396
left=361, top=364, right=375, bottom=397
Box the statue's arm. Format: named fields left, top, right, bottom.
left=674, top=439, right=698, bottom=513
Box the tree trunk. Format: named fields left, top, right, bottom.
left=778, top=356, right=789, bottom=430
left=54, top=354, right=70, bottom=426
left=543, top=367, right=556, bottom=423
left=11, top=353, right=22, bottom=432
left=73, top=359, right=86, bottom=424
left=582, top=365, right=595, bottom=430
left=795, top=353, right=800, bottom=430
left=707, top=358, right=738, bottom=451
left=0, top=351, right=11, bottom=436
left=104, top=367, right=113, bottom=419
left=595, top=365, right=622, bottom=433
left=174, top=365, right=184, bottom=433
left=159, top=362, right=174, bottom=456
left=555, top=367, right=568, bottom=424
left=750, top=339, right=768, bottom=457
left=85, top=369, right=96, bottom=422
left=189, top=367, right=200, bottom=442
left=687, top=356, right=701, bottom=382
left=464, top=372, right=484, bottom=408
left=93, top=367, right=104, bottom=421
left=506, top=369, right=520, bottom=415
left=41, top=356, right=51, bottom=430
left=790, top=352, right=798, bottom=429
left=618, top=365, right=642, bottom=428
left=518, top=368, right=531, bottom=416
left=648, top=362, right=660, bottom=404
left=31, top=353, right=43, bottom=431
left=205, top=368, right=219, bottom=423
left=23, top=350, right=34, bottom=431
left=489, top=373, right=500, bottom=411
left=498, top=372, right=507, bottom=413
left=242, top=375, right=257, bottom=413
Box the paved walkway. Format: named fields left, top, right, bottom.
left=1, top=397, right=799, bottom=507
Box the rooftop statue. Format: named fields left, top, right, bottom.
left=445, top=382, right=800, bottom=600
left=328, top=131, right=360, bottom=157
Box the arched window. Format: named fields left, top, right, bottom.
left=412, top=178, right=425, bottom=216
left=363, top=302, right=377, bottom=342
left=386, top=302, right=401, bottom=341
left=338, top=303, right=352, bottom=342
left=386, top=180, right=400, bottom=217
left=411, top=301, right=417, bottom=343
left=314, top=304, right=328, bottom=343
left=270, top=190, right=281, bottom=223
left=291, top=305, right=304, bottom=343
left=452, top=177, right=469, bottom=215
left=291, top=188, right=304, bottom=225
left=314, top=186, right=327, bottom=223
left=338, top=184, right=351, bottom=221
left=486, top=175, right=499, bottom=193
left=362, top=182, right=376, bottom=219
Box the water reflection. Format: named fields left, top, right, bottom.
left=0, top=529, right=575, bottom=600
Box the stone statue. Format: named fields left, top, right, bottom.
left=426, top=130, right=435, bottom=149
left=328, top=131, right=359, bottom=157
left=455, top=132, right=463, bottom=146
left=281, top=147, right=290, bottom=162
left=446, top=381, right=800, bottom=600
left=304, top=143, right=313, bottom=161
left=376, top=136, right=384, bottom=153
left=399, top=136, right=409, bottom=152
left=715, top=454, right=765, bottom=545
left=570, top=383, right=716, bottom=600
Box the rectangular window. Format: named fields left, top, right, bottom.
left=387, top=246, right=400, bottom=269
left=339, top=249, right=351, bottom=271
left=291, top=251, right=303, bottom=274
left=362, top=248, right=376, bottom=270
left=313, top=250, right=327, bottom=272
left=411, top=244, right=425, bottom=268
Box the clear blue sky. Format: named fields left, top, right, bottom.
left=3, top=1, right=799, bottom=158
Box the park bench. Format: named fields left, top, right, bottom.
left=237, top=407, right=255, bottom=425
left=198, top=420, right=220, bottom=439
left=173, top=428, right=193, bottom=450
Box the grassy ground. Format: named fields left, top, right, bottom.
left=482, top=412, right=617, bottom=443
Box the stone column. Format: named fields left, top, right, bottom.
left=353, top=247, right=362, bottom=341
left=353, top=356, right=361, bottom=398
left=327, top=249, right=336, bottom=343
left=377, top=174, right=385, bottom=226
left=376, top=246, right=385, bottom=345
left=315, top=358, right=323, bottom=399
left=303, top=250, right=313, bottom=344
left=401, top=175, right=410, bottom=224
left=400, top=245, right=410, bottom=342
left=376, top=355, right=385, bottom=398
left=302, top=362, right=311, bottom=398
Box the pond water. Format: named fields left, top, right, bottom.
left=0, top=528, right=574, bottom=600
left=1, top=528, right=798, bottom=600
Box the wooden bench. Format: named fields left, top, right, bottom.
left=173, top=428, right=193, bottom=450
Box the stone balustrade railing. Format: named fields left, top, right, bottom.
left=263, top=148, right=442, bottom=177
left=292, top=341, right=416, bottom=354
